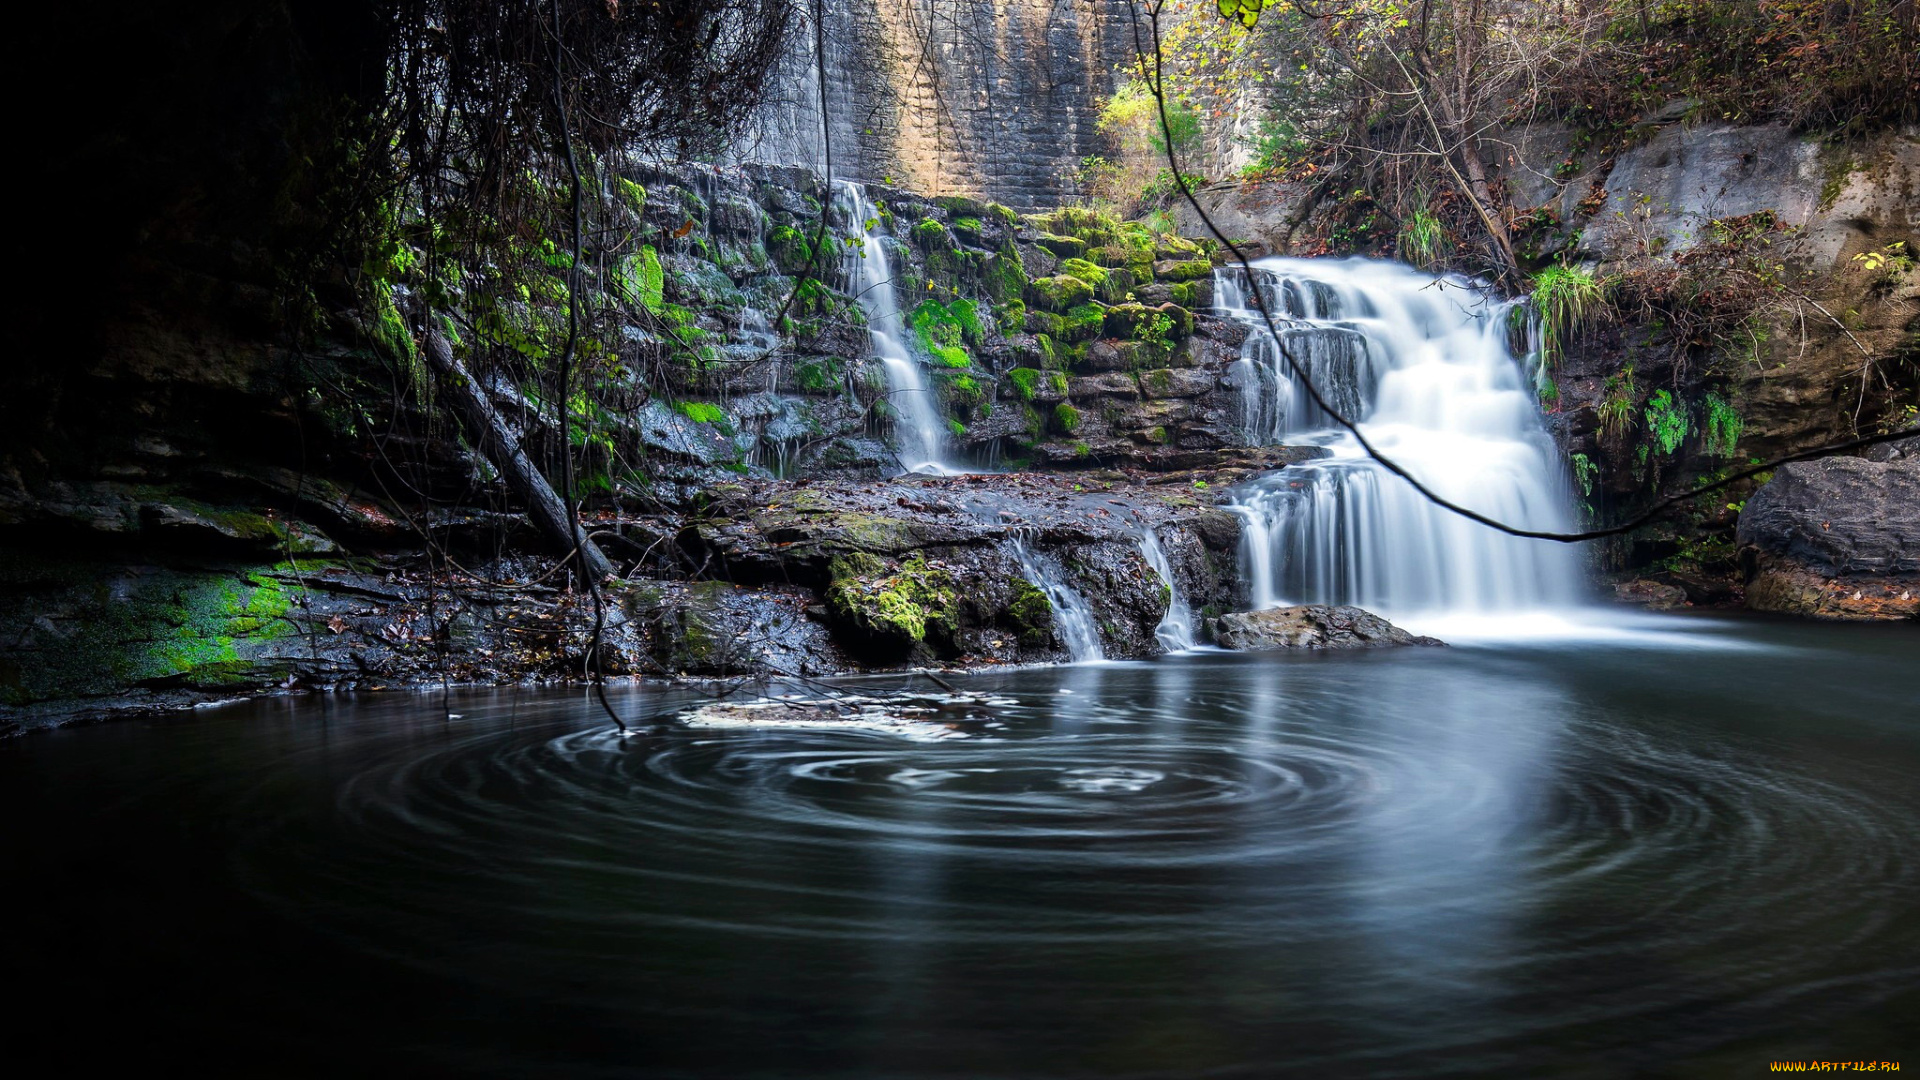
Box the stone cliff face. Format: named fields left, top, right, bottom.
left=742, top=0, right=1141, bottom=209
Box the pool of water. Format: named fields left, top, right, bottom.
left=5, top=613, right=1916, bottom=1076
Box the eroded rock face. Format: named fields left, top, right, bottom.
left=1212, top=606, right=1443, bottom=650
left=1736, top=451, right=1920, bottom=620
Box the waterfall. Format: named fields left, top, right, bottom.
left=837, top=181, right=953, bottom=475
left=1139, top=529, right=1196, bottom=652
left=1218, top=257, right=1582, bottom=621
left=1009, top=539, right=1105, bottom=663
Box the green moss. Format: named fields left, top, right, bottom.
left=1058, top=258, right=1109, bottom=288
left=826, top=552, right=958, bottom=648
left=1028, top=274, right=1095, bottom=313
left=1006, top=577, right=1053, bottom=645
left=1036, top=233, right=1087, bottom=259
left=1155, top=258, right=1212, bottom=283
left=987, top=202, right=1021, bottom=227
left=1053, top=402, right=1082, bottom=433
left=616, top=244, right=665, bottom=313
left=994, top=299, right=1027, bottom=335
left=1703, top=391, right=1744, bottom=458
left=1007, top=367, right=1041, bottom=401
left=911, top=218, right=953, bottom=250
left=911, top=299, right=979, bottom=368
left=1170, top=281, right=1198, bottom=307
left=616, top=177, right=647, bottom=215
left=932, top=195, right=989, bottom=217
left=1026, top=309, right=1064, bottom=337
left=675, top=401, right=727, bottom=425
left=1048, top=371, right=1069, bottom=395
left=986, top=240, right=1028, bottom=303
left=1058, top=302, right=1107, bottom=343
left=767, top=225, right=813, bottom=274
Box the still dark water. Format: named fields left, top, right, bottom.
left=5, top=614, right=1917, bottom=1077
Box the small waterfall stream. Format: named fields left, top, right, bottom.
left=1010, top=538, right=1105, bottom=663
left=838, top=181, right=952, bottom=475
left=1139, top=529, right=1195, bottom=652
left=1218, top=258, right=1582, bottom=622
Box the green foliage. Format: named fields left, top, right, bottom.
left=1598, top=365, right=1638, bottom=441
left=1702, top=392, right=1744, bottom=458
left=1570, top=452, right=1600, bottom=498
left=1532, top=264, right=1607, bottom=367
left=1644, top=390, right=1690, bottom=455
left=1398, top=204, right=1447, bottom=268
left=1098, top=80, right=1202, bottom=159
left=794, top=359, right=839, bottom=394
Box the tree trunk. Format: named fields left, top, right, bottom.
left=422, top=327, right=615, bottom=582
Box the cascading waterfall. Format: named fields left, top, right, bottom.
left=837, top=181, right=952, bottom=475
left=1009, top=538, right=1105, bottom=663
left=1138, top=529, right=1195, bottom=652
left=1219, top=257, right=1582, bottom=621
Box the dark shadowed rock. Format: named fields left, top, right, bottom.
left=1735, top=451, right=1920, bottom=620
left=1213, top=606, right=1444, bottom=650
left=1613, top=579, right=1689, bottom=610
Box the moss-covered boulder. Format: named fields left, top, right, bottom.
left=1058, top=258, right=1109, bottom=289
left=1036, top=233, right=1088, bottom=259
left=1028, top=274, right=1095, bottom=313
left=825, top=552, right=959, bottom=660
left=1057, top=302, right=1107, bottom=343
left=1153, top=258, right=1213, bottom=283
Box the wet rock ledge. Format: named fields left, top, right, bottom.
left=0, top=452, right=1323, bottom=729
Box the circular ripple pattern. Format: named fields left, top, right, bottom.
left=11, top=626, right=1919, bottom=1077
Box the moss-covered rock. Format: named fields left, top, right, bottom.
left=933, top=195, right=989, bottom=217
left=985, top=240, right=1027, bottom=303
left=1028, top=274, right=1094, bottom=312
left=1153, top=258, right=1213, bottom=282
left=826, top=552, right=958, bottom=658
left=1053, top=402, right=1082, bottom=434
left=1058, top=258, right=1109, bottom=289
left=1057, top=302, right=1107, bottom=343
left=1036, top=233, right=1088, bottom=259
left=1005, top=577, right=1054, bottom=645
left=1025, top=309, right=1065, bottom=337
left=766, top=225, right=814, bottom=274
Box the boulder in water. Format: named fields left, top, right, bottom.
left=1212, top=606, right=1444, bottom=650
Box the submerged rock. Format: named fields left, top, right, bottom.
left=1212, top=606, right=1443, bottom=650
left=1736, top=451, right=1920, bottom=620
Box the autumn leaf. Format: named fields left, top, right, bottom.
left=671, top=219, right=694, bottom=239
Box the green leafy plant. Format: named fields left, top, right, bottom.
left=1702, top=392, right=1743, bottom=458
left=1644, top=390, right=1690, bottom=455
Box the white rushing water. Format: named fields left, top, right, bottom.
left=837, top=181, right=952, bottom=475
left=1010, top=538, right=1106, bottom=663
left=1138, top=528, right=1196, bottom=652
left=1217, top=257, right=1583, bottom=625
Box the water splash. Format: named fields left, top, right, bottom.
left=1009, top=538, right=1105, bottom=663
left=1217, top=257, right=1582, bottom=621
left=1139, top=528, right=1195, bottom=652
left=838, top=181, right=953, bottom=475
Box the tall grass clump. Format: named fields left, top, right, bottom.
left=1398, top=204, right=1447, bottom=268
left=1532, top=264, right=1608, bottom=367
